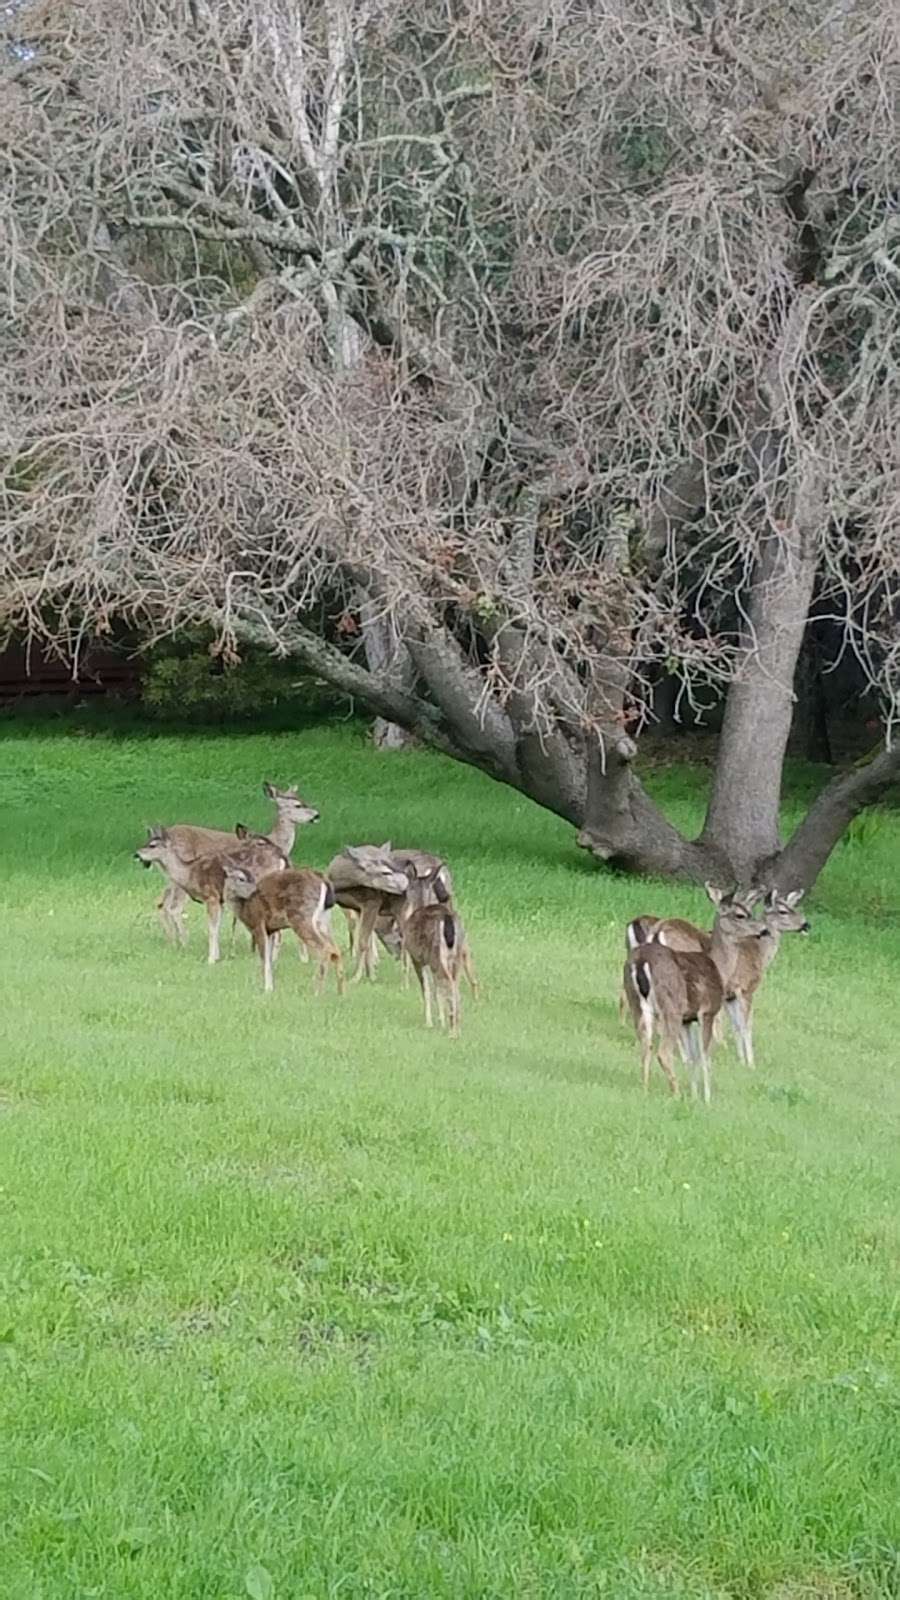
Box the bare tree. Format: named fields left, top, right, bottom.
left=1, top=0, right=898, bottom=888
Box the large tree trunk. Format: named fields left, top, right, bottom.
left=578, top=737, right=722, bottom=879
left=699, top=520, right=818, bottom=878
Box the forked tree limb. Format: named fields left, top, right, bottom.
left=772, top=744, right=900, bottom=891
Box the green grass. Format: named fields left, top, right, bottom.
left=1, top=721, right=899, bottom=1600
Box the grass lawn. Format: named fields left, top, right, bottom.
left=1, top=718, right=899, bottom=1600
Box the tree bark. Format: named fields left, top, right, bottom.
left=356, top=598, right=416, bottom=751
left=700, top=519, right=817, bottom=877
left=578, top=737, right=722, bottom=879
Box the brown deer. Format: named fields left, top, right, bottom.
left=326, top=843, right=411, bottom=982
left=222, top=864, right=344, bottom=996
left=626, top=889, right=810, bottom=1067
left=135, top=827, right=287, bottom=963
left=393, top=861, right=479, bottom=1000
left=153, top=783, right=319, bottom=943
left=618, top=914, right=662, bottom=1024
left=623, top=887, right=766, bottom=1102
left=402, top=901, right=468, bottom=1038
left=720, top=889, right=810, bottom=1066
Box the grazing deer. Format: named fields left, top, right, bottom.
left=326, top=843, right=411, bottom=981
left=154, top=782, right=319, bottom=943
left=402, top=901, right=468, bottom=1038
left=723, top=889, right=810, bottom=1067
left=135, top=827, right=287, bottom=963
left=222, top=864, right=344, bottom=996
left=623, top=887, right=765, bottom=1102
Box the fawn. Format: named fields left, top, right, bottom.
left=222, top=864, right=345, bottom=996
left=153, top=782, right=319, bottom=943
left=135, top=827, right=287, bottom=963
left=402, top=900, right=468, bottom=1038
left=393, top=861, right=479, bottom=1000
left=623, top=887, right=766, bottom=1102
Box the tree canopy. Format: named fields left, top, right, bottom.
left=2, top=0, right=898, bottom=885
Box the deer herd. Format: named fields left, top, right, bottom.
left=133, top=779, right=810, bottom=1097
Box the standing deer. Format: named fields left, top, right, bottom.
left=393, top=861, right=479, bottom=1000
left=402, top=900, right=469, bottom=1038
left=326, top=843, right=411, bottom=982
left=625, top=889, right=810, bottom=1067
left=618, top=914, right=662, bottom=1024
left=721, top=889, right=810, bottom=1066
left=135, top=828, right=287, bottom=964
left=222, top=864, right=344, bottom=996
left=154, top=783, right=319, bottom=944
left=623, top=887, right=766, bottom=1102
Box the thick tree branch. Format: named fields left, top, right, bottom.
left=772, top=744, right=900, bottom=891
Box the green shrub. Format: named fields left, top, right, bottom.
left=140, top=632, right=345, bottom=725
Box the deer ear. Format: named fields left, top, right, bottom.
left=745, top=888, right=763, bottom=909
left=379, top=840, right=393, bottom=854
left=286, top=785, right=298, bottom=797
left=235, top=823, right=249, bottom=839
left=786, top=888, right=804, bottom=906
left=765, top=888, right=778, bottom=909
left=262, top=781, right=276, bottom=799
left=403, top=859, right=418, bottom=877
left=704, top=881, right=724, bottom=906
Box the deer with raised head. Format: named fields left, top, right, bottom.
left=720, top=888, right=810, bottom=1066
left=623, top=886, right=766, bottom=1102
left=153, top=782, right=319, bottom=944
left=402, top=899, right=469, bottom=1038
left=624, top=888, right=810, bottom=1067
left=135, top=827, right=287, bottom=963
left=222, top=864, right=344, bottom=996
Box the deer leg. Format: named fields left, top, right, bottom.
left=656, top=1032, right=679, bottom=1096
left=698, top=1014, right=715, bottom=1104
left=448, top=978, right=461, bottom=1039
left=435, top=978, right=447, bottom=1032
left=206, top=899, right=222, bottom=964
left=723, top=995, right=749, bottom=1065
left=351, top=903, right=380, bottom=984
left=159, top=883, right=187, bottom=945
left=157, top=890, right=176, bottom=943
left=413, top=962, right=432, bottom=1028
left=462, top=943, right=479, bottom=1001
left=262, top=931, right=275, bottom=993
left=742, top=994, right=756, bottom=1068
left=682, top=1023, right=700, bottom=1099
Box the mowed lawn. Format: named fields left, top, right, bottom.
left=1, top=721, right=899, bottom=1600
